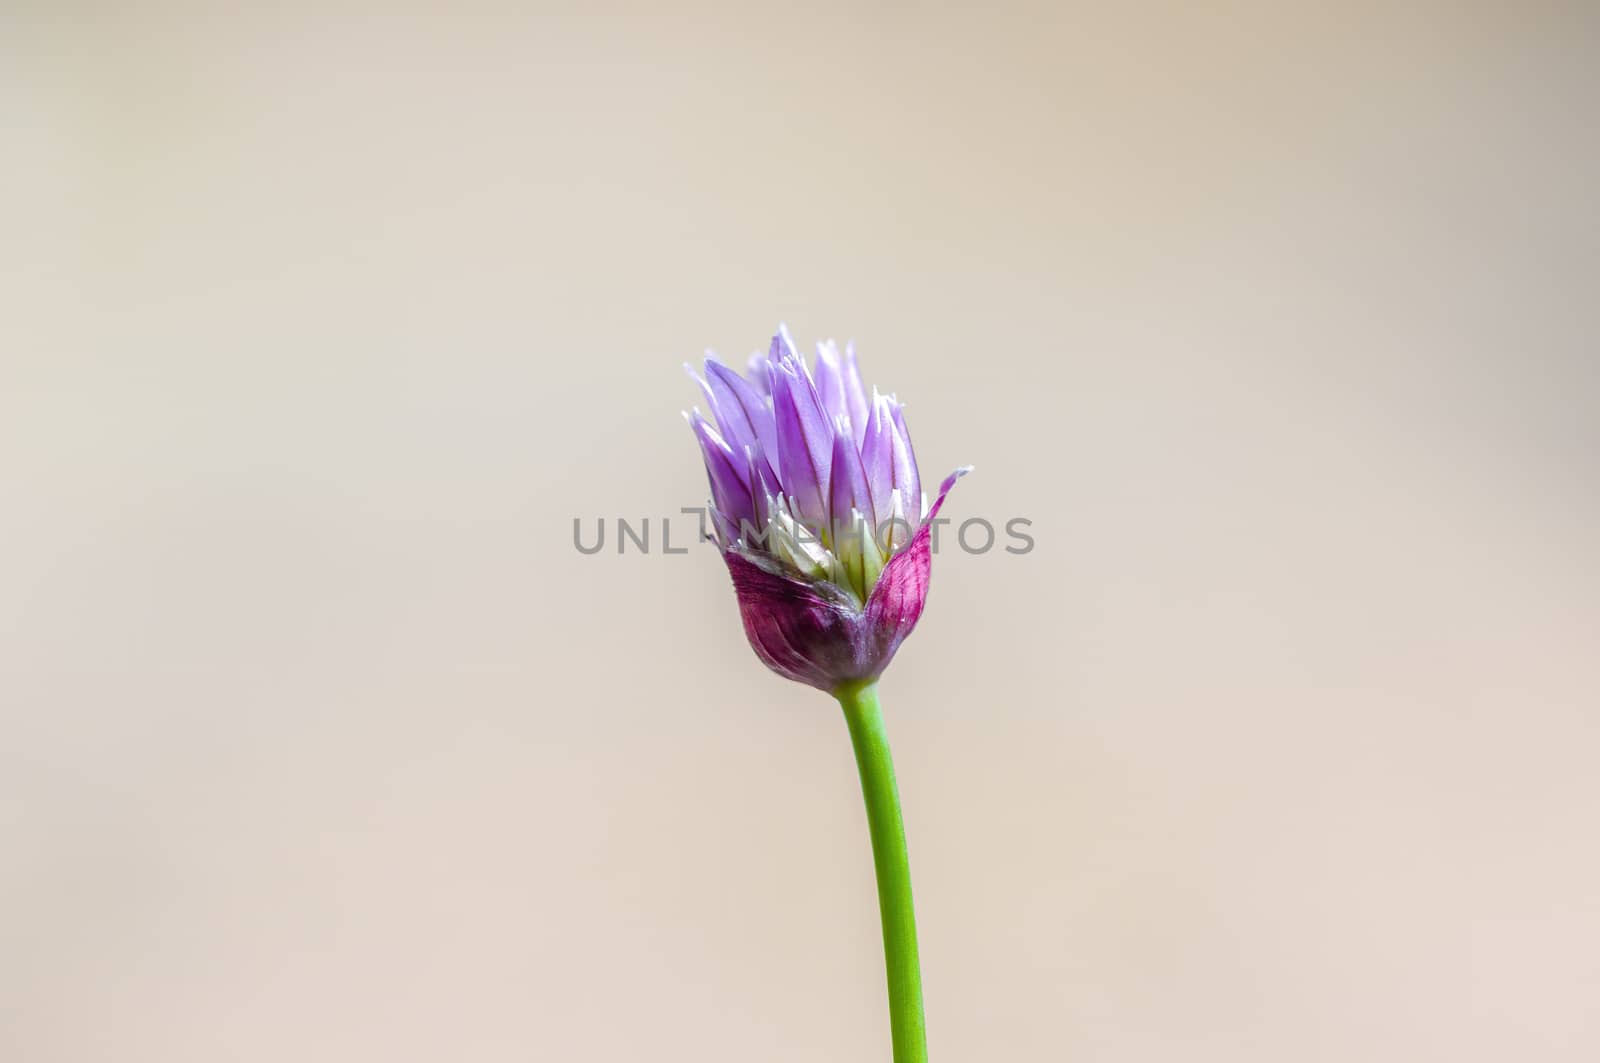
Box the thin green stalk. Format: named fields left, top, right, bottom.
left=835, top=680, right=927, bottom=1063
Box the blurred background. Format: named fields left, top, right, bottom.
left=4, top=3, right=1598, bottom=1060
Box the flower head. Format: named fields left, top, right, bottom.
left=686, top=326, right=968, bottom=691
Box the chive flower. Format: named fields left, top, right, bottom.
left=685, top=326, right=968, bottom=692
left=683, top=325, right=969, bottom=1063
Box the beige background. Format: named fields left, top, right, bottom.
left=4, top=3, right=1598, bottom=1060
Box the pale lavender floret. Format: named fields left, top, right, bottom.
left=704, top=358, right=778, bottom=462
left=839, top=342, right=870, bottom=447
left=744, top=350, right=774, bottom=395
left=813, top=341, right=849, bottom=430
left=828, top=425, right=873, bottom=532
left=771, top=359, right=835, bottom=529
left=813, top=340, right=871, bottom=447
left=887, top=400, right=921, bottom=523
left=686, top=410, right=754, bottom=540
left=684, top=327, right=968, bottom=691
left=828, top=426, right=875, bottom=591
left=860, top=390, right=921, bottom=539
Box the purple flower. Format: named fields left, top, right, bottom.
left=686, top=326, right=968, bottom=691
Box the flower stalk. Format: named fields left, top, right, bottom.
left=836, top=680, right=927, bottom=1063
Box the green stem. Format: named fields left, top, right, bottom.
left=835, top=680, right=928, bottom=1063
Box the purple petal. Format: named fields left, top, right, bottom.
left=685, top=366, right=716, bottom=420
left=814, top=341, right=850, bottom=429
left=705, top=358, right=777, bottom=461
left=828, top=428, right=874, bottom=543
left=840, top=342, right=869, bottom=447
left=686, top=362, right=749, bottom=456
left=688, top=411, right=756, bottom=534
left=767, top=326, right=801, bottom=370
left=860, top=391, right=896, bottom=527
left=863, top=392, right=921, bottom=522
left=888, top=401, right=922, bottom=521
left=744, top=351, right=774, bottom=396
left=828, top=429, right=875, bottom=596
left=745, top=438, right=781, bottom=509
left=772, top=363, right=834, bottom=529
